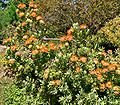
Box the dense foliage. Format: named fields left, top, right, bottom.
left=2, top=1, right=120, bottom=104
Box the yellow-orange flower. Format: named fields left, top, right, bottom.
left=101, top=60, right=109, bottom=67
left=100, top=51, right=107, bottom=56
left=49, top=42, right=56, bottom=50
left=100, top=83, right=105, bottom=90
left=9, top=59, right=15, bottom=64
left=32, top=50, right=39, bottom=55
left=113, top=86, right=119, bottom=91
left=75, top=66, right=81, bottom=73
left=79, top=56, right=87, bottom=63
left=17, top=3, right=26, bottom=9
left=39, top=45, right=48, bottom=53
left=66, top=35, right=73, bottom=41
left=57, top=43, right=63, bottom=49
left=114, top=91, right=119, bottom=95
left=108, top=63, right=118, bottom=71
left=3, top=37, right=12, bottom=44
left=36, top=15, right=43, bottom=20
left=106, top=81, right=112, bottom=89
left=93, top=58, right=99, bottom=64
left=44, top=69, right=49, bottom=79
left=70, top=55, right=78, bottom=62
left=60, top=36, right=66, bottom=42
left=30, top=12, right=37, bottom=17
left=50, top=80, right=61, bottom=86
left=21, top=22, right=27, bottom=27
left=29, top=1, right=34, bottom=7
left=97, top=73, right=102, bottom=80
left=67, top=28, right=74, bottom=35
left=80, top=24, right=88, bottom=29
left=19, top=12, right=25, bottom=18
left=10, top=45, right=17, bottom=51
left=102, top=68, right=108, bottom=73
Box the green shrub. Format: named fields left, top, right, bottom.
left=98, top=16, right=120, bottom=48
left=40, top=0, right=119, bottom=33
left=0, top=0, right=17, bottom=30
left=2, top=1, right=120, bottom=105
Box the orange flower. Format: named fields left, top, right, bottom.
left=114, top=91, right=119, bottom=95
left=39, top=45, right=48, bottom=53
left=9, top=59, right=15, bottom=64
left=93, top=58, right=99, bottom=64
left=50, top=80, right=61, bottom=86
left=23, top=35, right=28, bottom=39
left=102, top=68, right=108, bottom=73
left=21, top=22, right=27, bottom=27
left=89, top=70, right=96, bottom=75
left=30, top=12, right=37, bottom=17
left=13, top=32, right=18, bottom=36
left=17, top=3, right=26, bottom=9
left=101, top=60, right=109, bottom=67
left=3, top=37, right=12, bottom=44
left=75, top=66, right=81, bottom=73
left=10, top=45, right=17, bottom=51
left=100, top=83, right=105, bottom=90
left=70, top=55, right=78, bottom=62
left=15, top=52, right=21, bottom=56
left=80, top=24, right=88, bottom=29
left=100, top=51, right=107, bottom=56
left=97, top=73, right=102, bottom=80
left=32, top=50, right=39, bottom=55
left=49, top=42, right=56, bottom=50
left=60, top=36, right=66, bottom=42
left=66, top=35, right=73, bottom=41
left=44, top=69, right=49, bottom=79
left=79, top=56, right=87, bottom=63
left=113, top=86, right=119, bottom=91
left=19, top=12, right=25, bottom=18
left=24, top=39, right=32, bottom=45
left=36, top=15, right=43, bottom=20
left=95, top=68, right=102, bottom=74
left=108, top=63, right=118, bottom=71
left=106, top=81, right=112, bottom=89
left=29, top=1, right=34, bottom=7
left=67, top=28, right=74, bottom=35
left=57, top=43, right=63, bottom=49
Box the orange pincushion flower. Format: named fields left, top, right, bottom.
left=9, top=59, right=15, bottom=64
left=50, top=80, right=61, bottom=86
left=114, top=91, right=119, bottom=95
left=80, top=24, right=88, bottom=29
left=60, top=36, right=66, bottom=42
left=79, top=56, right=87, bottom=63
left=44, top=69, right=49, bottom=79
left=100, top=52, right=107, bottom=56
left=113, top=86, right=119, bottom=91
left=101, top=60, right=109, bottom=67
left=36, top=15, right=43, bottom=20
left=97, top=73, right=102, bottom=80
left=66, top=35, right=73, bottom=41
left=102, top=68, right=108, bottom=73
left=70, top=55, right=78, bottom=62
left=29, top=1, right=34, bottom=7
left=100, top=83, right=105, bottom=90
left=39, top=45, right=48, bottom=53
left=30, top=12, right=37, bottom=17
left=19, top=12, right=25, bottom=18
left=108, top=63, right=118, bottom=71
left=93, top=58, right=99, bottom=64
left=67, top=28, right=74, bottom=35
left=75, top=66, right=81, bottom=73
left=10, top=45, right=17, bottom=51
left=21, top=22, right=27, bottom=27
left=23, top=35, right=28, bottom=39
left=57, top=43, right=63, bottom=49
left=3, top=37, right=12, bottom=44
left=17, top=3, right=26, bottom=9
left=106, top=81, right=112, bottom=89
left=49, top=42, right=56, bottom=50
left=32, top=50, right=39, bottom=55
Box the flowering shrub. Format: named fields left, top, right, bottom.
left=98, top=16, right=120, bottom=48
left=2, top=1, right=120, bottom=104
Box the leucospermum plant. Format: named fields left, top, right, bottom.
left=2, top=1, right=120, bottom=105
